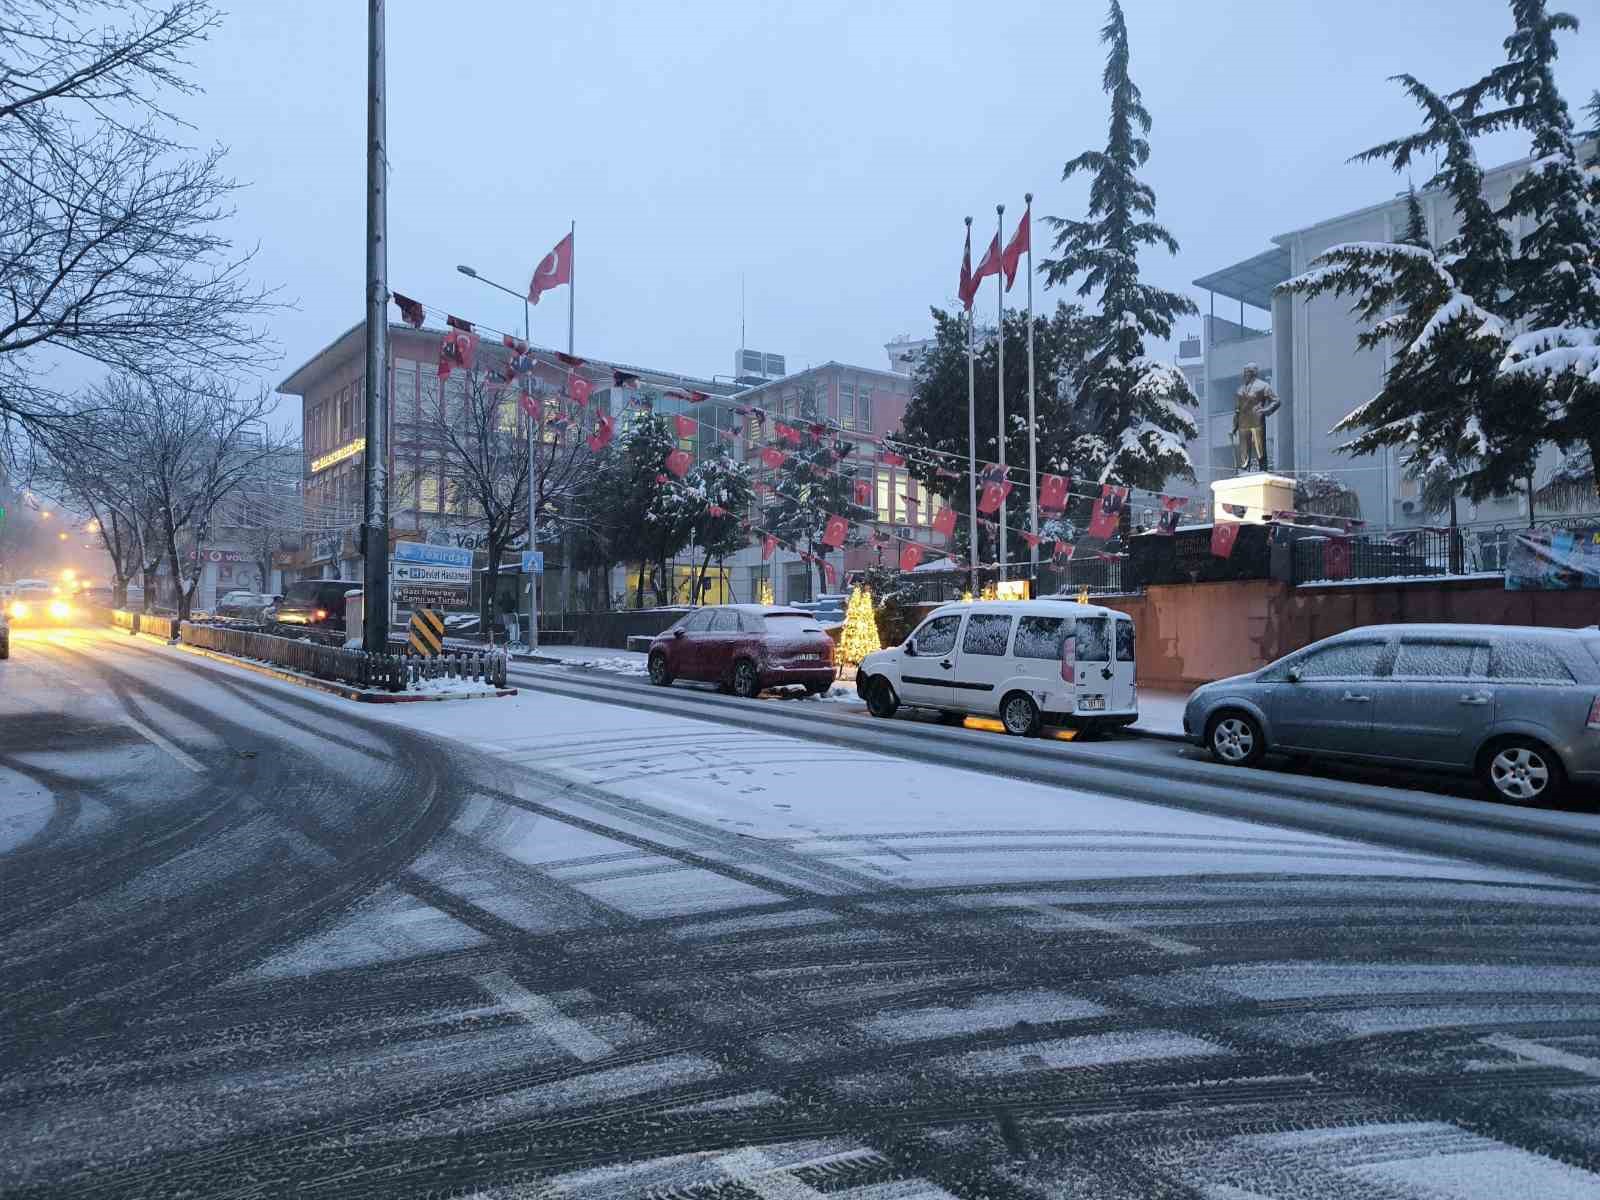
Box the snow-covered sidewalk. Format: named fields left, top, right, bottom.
left=519, top=644, right=650, bottom=675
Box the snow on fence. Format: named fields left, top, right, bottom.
left=177, top=621, right=507, bottom=691
left=1292, top=527, right=1514, bottom=586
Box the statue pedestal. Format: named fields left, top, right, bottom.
left=1211, top=473, right=1294, bottom=524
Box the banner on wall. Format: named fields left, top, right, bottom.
left=1505, top=526, right=1600, bottom=590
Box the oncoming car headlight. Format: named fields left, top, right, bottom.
left=49, top=600, right=70, bottom=620
left=10, top=601, right=29, bottom=619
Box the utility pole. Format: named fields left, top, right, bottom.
left=360, top=0, right=389, bottom=653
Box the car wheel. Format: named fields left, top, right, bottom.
left=647, top=652, right=673, bottom=687
left=1480, top=737, right=1565, bottom=805
left=732, top=659, right=761, bottom=699
left=1207, top=710, right=1265, bottom=767
left=1000, top=691, right=1042, bottom=737
left=865, top=677, right=899, bottom=719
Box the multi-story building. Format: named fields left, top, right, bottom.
left=1186, top=145, right=1592, bottom=529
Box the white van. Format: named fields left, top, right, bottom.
left=856, top=599, right=1137, bottom=736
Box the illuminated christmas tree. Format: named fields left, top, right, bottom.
left=838, top=584, right=881, bottom=665
left=758, top=579, right=774, bottom=605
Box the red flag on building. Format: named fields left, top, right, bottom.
left=569, top=375, right=592, bottom=406
left=762, top=534, right=776, bottom=560
left=1324, top=535, right=1352, bottom=579
left=391, top=292, right=424, bottom=328
left=1155, top=494, right=1186, bottom=536
left=1021, top=531, right=1041, bottom=549
left=775, top=422, right=802, bottom=447
left=665, top=448, right=692, bottom=477
left=1211, top=520, right=1240, bottom=559
left=446, top=314, right=473, bottom=332
left=707, top=504, right=726, bottom=518
left=437, top=328, right=478, bottom=379
left=958, top=224, right=977, bottom=312
left=1039, top=473, right=1068, bottom=512
left=673, top=414, right=696, bottom=439
left=1087, top=484, right=1127, bottom=539
left=822, top=514, right=848, bottom=548
left=932, top=504, right=957, bottom=537
left=899, top=542, right=925, bottom=571
left=879, top=450, right=906, bottom=467
left=517, top=391, right=538, bottom=418
left=1052, top=539, right=1074, bottom=563
left=973, top=231, right=1001, bottom=288
left=683, top=389, right=709, bottom=403
left=586, top=413, right=614, bottom=452
left=854, top=478, right=872, bottom=506
left=760, top=446, right=786, bottom=470
left=529, top=232, right=573, bottom=304
left=977, top=480, right=1011, bottom=514
left=1001, top=209, right=1029, bottom=291
left=613, top=370, right=641, bottom=389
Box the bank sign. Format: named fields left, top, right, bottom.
left=393, top=540, right=474, bottom=568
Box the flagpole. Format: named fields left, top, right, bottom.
left=1025, top=193, right=1038, bottom=577
left=567, top=219, right=575, bottom=356
left=965, top=217, right=978, bottom=585
left=995, top=204, right=1007, bottom=584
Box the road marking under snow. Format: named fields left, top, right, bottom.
left=475, top=970, right=613, bottom=1062
left=1029, top=902, right=1200, bottom=956
left=122, top=716, right=206, bottom=774
left=1483, top=1033, right=1600, bottom=1079
left=714, top=1148, right=826, bottom=1199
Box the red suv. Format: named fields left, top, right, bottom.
left=647, top=605, right=836, bottom=698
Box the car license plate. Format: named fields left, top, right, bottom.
left=1079, top=695, right=1105, bottom=711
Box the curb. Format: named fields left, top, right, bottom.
left=1124, top=725, right=1190, bottom=744
left=170, top=642, right=518, bottom=703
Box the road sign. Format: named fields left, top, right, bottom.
left=520, top=549, right=544, bottom=574
left=393, top=581, right=471, bottom=611
left=391, top=561, right=472, bottom=584
left=394, top=540, right=474, bottom=568
left=408, top=607, right=445, bottom=656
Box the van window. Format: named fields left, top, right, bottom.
left=1393, top=640, right=1488, bottom=679
left=1294, top=640, right=1386, bottom=680
left=962, top=614, right=1013, bottom=656
left=1014, top=615, right=1070, bottom=660
left=1115, top=619, right=1135, bottom=663
left=912, top=614, right=962, bottom=657
left=1075, top=617, right=1110, bottom=662
left=283, top=582, right=322, bottom=604
left=1490, top=640, right=1574, bottom=682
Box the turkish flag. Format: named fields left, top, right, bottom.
left=762, top=534, right=776, bottom=560
left=1052, top=539, right=1074, bottom=563
left=1211, top=521, right=1240, bottom=559
left=1324, top=536, right=1352, bottom=579
left=1088, top=485, right=1127, bottom=539
left=683, top=389, right=709, bottom=403
left=446, top=314, right=473, bottom=333
left=665, top=449, right=692, bottom=477
left=879, top=450, right=906, bottom=467
left=899, top=542, right=924, bottom=571
left=673, top=414, right=696, bottom=439
left=973, top=231, right=1001, bottom=288
left=854, top=478, right=872, bottom=506
left=822, top=514, right=848, bottom=548
left=529, top=232, right=573, bottom=304
left=1039, top=473, right=1068, bottom=512
left=773, top=422, right=800, bottom=446
left=438, top=328, right=478, bottom=378
left=569, top=375, right=591, bottom=406
left=391, top=292, right=424, bottom=328
left=1021, top=531, right=1041, bottom=549
left=958, top=225, right=977, bottom=312
left=517, top=391, right=537, bottom=418
left=707, top=503, right=726, bottom=518
left=1001, top=209, right=1029, bottom=291
left=586, top=414, right=614, bottom=452
left=977, top=480, right=1011, bottom=514
left=932, top=504, right=957, bottom=537
left=614, top=370, right=641, bottom=389
left=1155, top=495, right=1186, bottom=535
left=760, top=446, right=786, bottom=469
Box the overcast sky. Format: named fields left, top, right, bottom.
left=172, top=1, right=1599, bottom=420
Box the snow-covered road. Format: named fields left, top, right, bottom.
left=3, top=626, right=1600, bottom=1199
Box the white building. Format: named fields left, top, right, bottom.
left=1186, top=146, right=1590, bottom=529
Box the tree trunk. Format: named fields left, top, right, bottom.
left=483, top=551, right=501, bottom=646
left=1528, top=469, right=1539, bottom=529
left=634, top=561, right=647, bottom=609
left=141, top=567, right=156, bottom=613
left=695, top=540, right=713, bottom=605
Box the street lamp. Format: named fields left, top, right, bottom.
left=457, top=262, right=539, bottom=651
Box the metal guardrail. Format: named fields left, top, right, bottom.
left=1292, top=527, right=1515, bottom=585
left=177, top=621, right=508, bottom=691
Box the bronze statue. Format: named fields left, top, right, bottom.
left=1232, top=363, right=1280, bottom=472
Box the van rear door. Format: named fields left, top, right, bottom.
left=1073, top=615, right=1113, bottom=716
left=1111, top=616, right=1137, bottom=712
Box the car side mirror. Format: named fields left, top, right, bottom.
left=904, top=638, right=917, bottom=657
left=1287, top=666, right=1302, bottom=683
left=673, top=628, right=685, bottom=639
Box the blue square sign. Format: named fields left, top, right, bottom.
left=520, top=550, right=545, bottom=574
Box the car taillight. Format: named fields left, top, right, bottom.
left=1587, top=696, right=1600, bottom=731
left=314, top=608, right=327, bottom=620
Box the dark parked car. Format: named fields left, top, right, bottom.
left=216, top=590, right=270, bottom=620
left=266, top=580, right=358, bottom=634
left=1184, top=623, right=1600, bottom=804
left=648, top=604, right=836, bottom=698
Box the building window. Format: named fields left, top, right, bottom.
left=877, top=473, right=894, bottom=524
left=419, top=474, right=440, bottom=512
left=905, top=477, right=926, bottom=525
left=840, top=383, right=856, bottom=431
left=858, top=385, right=872, bottom=431
left=496, top=398, right=517, bottom=434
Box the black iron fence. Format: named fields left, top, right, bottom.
left=1292, top=526, right=1517, bottom=585
left=178, top=622, right=508, bottom=691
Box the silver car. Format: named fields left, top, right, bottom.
left=1183, top=624, right=1600, bottom=804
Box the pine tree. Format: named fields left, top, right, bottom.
left=1457, top=2, right=1600, bottom=493
left=651, top=445, right=753, bottom=603
left=602, top=414, right=692, bottom=607
left=1280, top=76, right=1522, bottom=517
left=837, top=584, right=881, bottom=666
left=1038, top=0, right=1199, bottom=492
